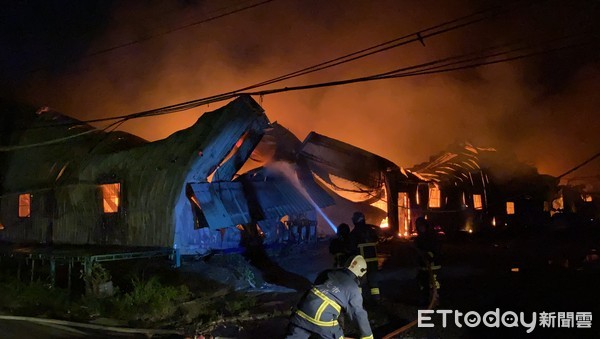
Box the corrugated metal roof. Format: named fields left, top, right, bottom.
left=246, top=172, right=334, bottom=220
left=300, top=132, right=402, bottom=188
left=190, top=164, right=334, bottom=229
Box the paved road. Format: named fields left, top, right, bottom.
left=0, top=319, right=87, bottom=339
left=0, top=319, right=148, bottom=339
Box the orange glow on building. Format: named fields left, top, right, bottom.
left=18, top=193, right=31, bottom=218
left=473, top=194, right=483, bottom=210
left=398, top=191, right=410, bottom=235
left=100, top=183, right=121, bottom=213
left=428, top=184, right=441, bottom=208
left=506, top=201, right=515, bottom=215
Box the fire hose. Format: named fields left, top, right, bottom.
left=380, top=260, right=440, bottom=339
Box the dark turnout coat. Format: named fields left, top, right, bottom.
left=288, top=268, right=373, bottom=339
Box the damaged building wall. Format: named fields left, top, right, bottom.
left=0, top=96, right=275, bottom=253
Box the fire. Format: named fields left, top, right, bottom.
left=379, top=217, right=389, bottom=228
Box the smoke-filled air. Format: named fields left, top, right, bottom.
left=2, top=0, right=599, bottom=176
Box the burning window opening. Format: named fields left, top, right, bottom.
left=18, top=193, right=31, bottom=218
left=370, top=186, right=388, bottom=229
left=100, top=183, right=120, bottom=213
left=506, top=201, right=515, bottom=215
left=429, top=184, right=441, bottom=208
left=473, top=194, right=483, bottom=210
left=582, top=194, right=593, bottom=202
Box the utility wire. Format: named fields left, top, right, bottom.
left=22, top=0, right=534, bottom=129
left=557, top=151, right=600, bottom=179
left=0, top=119, right=123, bottom=151
left=125, top=0, right=542, bottom=115
left=4, top=33, right=593, bottom=152
left=86, top=0, right=277, bottom=58
left=28, top=0, right=277, bottom=74
left=3, top=30, right=595, bottom=152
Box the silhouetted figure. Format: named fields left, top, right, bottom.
left=414, top=217, right=442, bottom=306
left=285, top=255, right=373, bottom=339
left=350, top=211, right=381, bottom=302
left=329, top=223, right=354, bottom=267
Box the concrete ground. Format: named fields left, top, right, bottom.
left=234, top=225, right=600, bottom=339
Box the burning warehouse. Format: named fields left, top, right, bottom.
left=299, top=132, right=426, bottom=237
left=0, top=96, right=335, bottom=254
left=410, top=142, right=560, bottom=234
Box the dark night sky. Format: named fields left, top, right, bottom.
left=1, top=0, right=599, bottom=178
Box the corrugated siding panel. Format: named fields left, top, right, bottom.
left=190, top=182, right=251, bottom=229
left=250, top=179, right=315, bottom=220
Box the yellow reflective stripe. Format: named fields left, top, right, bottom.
left=370, top=288, right=380, bottom=295
left=315, top=298, right=328, bottom=321
left=365, top=257, right=378, bottom=262
left=357, top=242, right=377, bottom=248
left=360, top=335, right=374, bottom=339
left=311, top=288, right=342, bottom=313
left=431, top=265, right=441, bottom=270
left=296, top=310, right=339, bottom=327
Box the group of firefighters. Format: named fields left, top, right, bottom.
left=285, top=212, right=442, bottom=339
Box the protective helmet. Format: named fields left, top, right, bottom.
left=347, top=255, right=367, bottom=278
left=351, top=211, right=365, bottom=224
left=337, top=223, right=350, bottom=237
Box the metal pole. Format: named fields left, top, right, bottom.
left=30, top=259, right=35, bottom=284
left=50, top=259, right=56, bottom=288
left=68, top=260, right=72, bottom=291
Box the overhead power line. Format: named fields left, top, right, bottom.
left=27, top=0, right=539, bottom=129
left=5, top=0, right=596, bottom=151
left=4, top=30, right=595, bottom=152
left=28, top=0, right=278, bottom=74
left=558, top=151, right=600, bottom=179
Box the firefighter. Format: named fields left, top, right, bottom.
left=349, top=211, right=381, bottom=302
left=414, top=216, right=442, bottom=306
left=329, top=223, right=354, bottom=267
left=285, top=255, right=373, bottom=339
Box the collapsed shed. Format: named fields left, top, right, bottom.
left=299, top=132, right=425, bottom=236
left=0, top=96, right=333, bottom=255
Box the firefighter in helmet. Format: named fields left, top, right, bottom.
left=349, top=211, right=381, bottom=301
left=329, top=223, right=354, bottom=267
left=285, top=255, right=374, bottom=339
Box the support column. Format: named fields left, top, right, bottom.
left=30, top=259, right=35, bottom=284
left=68, top=260, right=73, bottom=291
left=50, top=259, right=56, bottom=288
left=385, top=170, right=400, bottom=236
